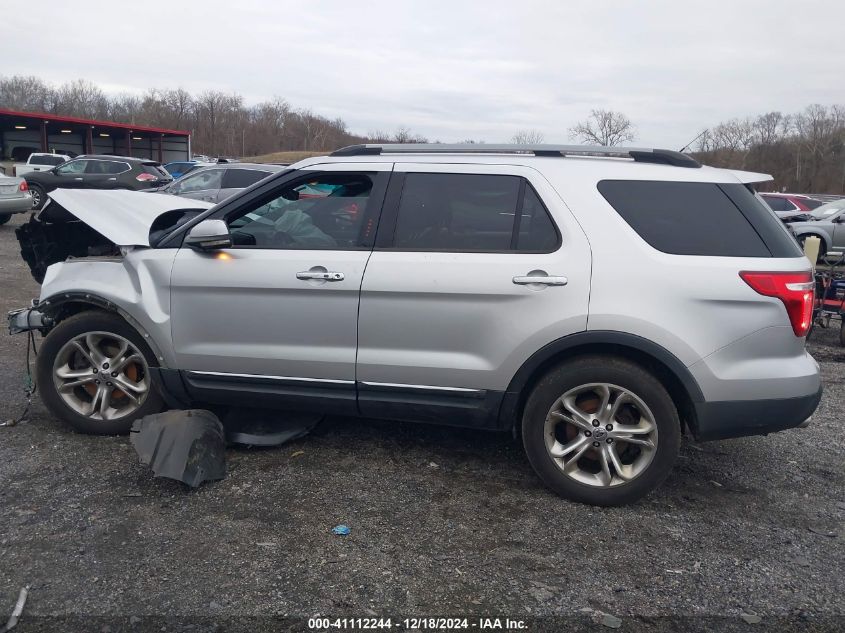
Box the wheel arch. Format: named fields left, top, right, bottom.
left=796, top=230, right=828, bottom=250
left=38, top=292, right=167, bottom=365
left=498, top=331, right=704, bottom=435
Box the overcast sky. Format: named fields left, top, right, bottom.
left=4, top=0, right=845, bottom=147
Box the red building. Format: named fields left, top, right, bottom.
left=0, top=108, right=190, bottom=163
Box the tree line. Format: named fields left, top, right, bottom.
left=2, top=76, right=842, bottom=193
left=692, top=105, right=845, bottom=194
left=0, top=75, right=428, bottom=157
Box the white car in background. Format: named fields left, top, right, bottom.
left=0, top=173, right=33, bottom=224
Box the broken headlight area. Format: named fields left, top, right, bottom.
left=16, top=215, right=118, bottom=284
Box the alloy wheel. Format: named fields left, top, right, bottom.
left=543, top=383, right=658, bottom=487
left=52, top=331, right=150, bottom=421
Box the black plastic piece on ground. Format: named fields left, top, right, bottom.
left=223, top=407, right=322, bottom=446
left=130, top=409, right=227, bottom=487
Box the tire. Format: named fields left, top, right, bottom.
left=36, top=311, right=165, bottom=434
left=29, top=183, right=46, bottom=210
left=0, top=214, right=10, bottom=225
left=521, top=355, right=681, bottom=506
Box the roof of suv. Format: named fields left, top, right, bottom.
left=292, top=144, right=772, bottom=185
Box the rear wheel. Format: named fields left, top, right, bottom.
left=29, top=183, right=45, bottom=210
left=36, top=311, right=165, bottom=434
left=0, top=214, right=10, bottom=225
left=522, top=356, right=681, bottom=506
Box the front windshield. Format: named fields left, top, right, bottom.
left=810, top=200, right=845, bottom=219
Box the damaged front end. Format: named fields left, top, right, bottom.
left=15, top=189, right=213, bottom=284
left=8, top=189, right=213, bottom=341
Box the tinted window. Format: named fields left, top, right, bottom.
left=86, top=160, right=129, bottom=175
left=223, top=168, right=272, bottom=189
left=392, top=173, right=558, bottom=252
left=517, top=185, right=559, bottom=251
left=598, top=180, right=777, bottom=257
left=227, top=173, right=374, bottom=250
left=761, top=195, right=794, bottom=212
left=30, top=155, right=65, bottom=166
left=722, top=184, right=802, bottom=257
left=175, top=169, right=223, bottom=193
left=802, top=198, right=823, bottom=210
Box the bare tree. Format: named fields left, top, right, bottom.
left=0, top=75, right=55, bottom=112
left=569, top=109, right=635, bottom=146
left=510, top=129, right=545, bottom=144
left=54, top=79, right=110, bottom=119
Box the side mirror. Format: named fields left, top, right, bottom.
left=185, top=219, right=232, bottom=251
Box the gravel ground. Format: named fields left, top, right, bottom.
left=0, top=212, right=842, bottom=633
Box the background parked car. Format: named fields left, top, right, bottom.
left=760, top=192, right=824, bottom=220
left=163, top=160, right=215, bottom=179
left=789, top=198, right=845, bottom=257
left=14, top=152, right=70, bottom=177
left=0, top=174, right=32, bottom=224
left=24, top=155, right=173, bottom=209
left=150, top=162, right=285, bottom=203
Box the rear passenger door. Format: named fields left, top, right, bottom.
left=83, top=159, right=130, bottom=189
left=218, top=167, right=273, bottom=202
left=356, top=163, right=592, bottom=424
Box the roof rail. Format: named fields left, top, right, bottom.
left=330, top=143, right=701, bottom=168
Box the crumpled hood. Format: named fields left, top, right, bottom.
left=46, top=189, right=213, bottom=246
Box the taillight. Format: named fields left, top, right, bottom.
left=19, top=180, right=28, bottom=192
left=740, top=271, right=814, bottom=337
left=136, top=173, right=157, bottom=182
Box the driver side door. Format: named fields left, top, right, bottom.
left=169, top=163, right=391, bottom=414
left=52, top=159, right=92, bottom=189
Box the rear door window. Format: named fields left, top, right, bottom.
left=598, top=180, right=801, bottom=257
left=86, top=160, right=129, bottom=175
left=391, top=173, right=559, bottom=252
left=222, top=168, right=272, bottom=189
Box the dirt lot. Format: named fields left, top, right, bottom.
left=0, top=212, right=843, bottom=632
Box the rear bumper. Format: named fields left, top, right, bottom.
left=0, top=195, right=32, bottom=215
left=693, top=385, right=822, bottom=441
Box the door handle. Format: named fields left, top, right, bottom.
left=513, top=275, right=568, bottom=286
left=73, top=177, right=83, bottom=181
left=296, top=271, right=344, bottom=281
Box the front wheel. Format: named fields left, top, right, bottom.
left=36, top=311, right=165, bottom=434
left=521, top=355, right=681, bottom=506
left=29, top=183, right=46, bottom=210
left=0, top=214, right=10, bottom=225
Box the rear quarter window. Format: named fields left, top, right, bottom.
left=598, top=180, right=802, bottom=258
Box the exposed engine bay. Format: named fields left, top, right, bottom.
left=14, top=189, right=213, bottom=283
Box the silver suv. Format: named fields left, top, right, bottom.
left=8, top=144, right=822, bottom=505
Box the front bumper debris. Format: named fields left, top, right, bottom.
left=7, top=304, right=48, bottom=335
